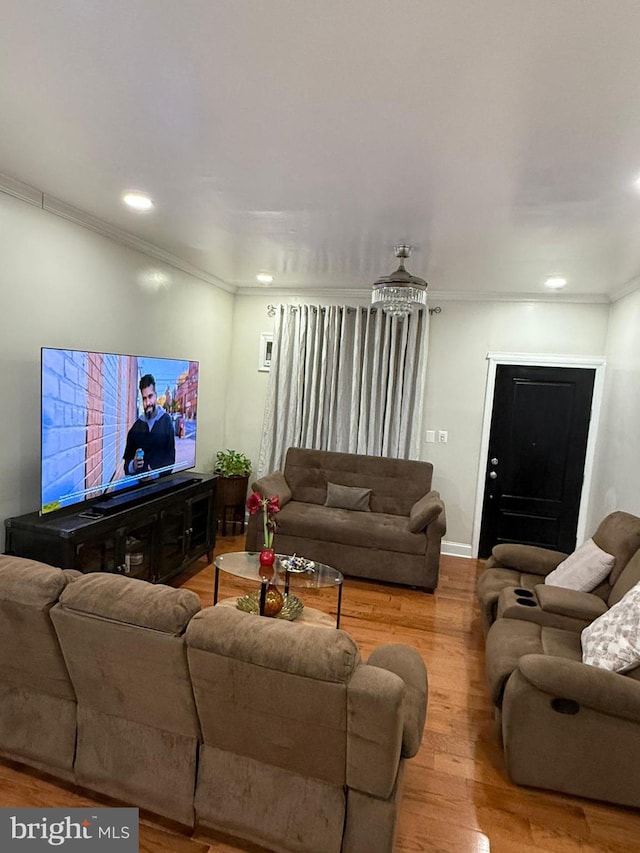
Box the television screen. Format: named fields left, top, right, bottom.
left=41, top=348, right=199, bottom=514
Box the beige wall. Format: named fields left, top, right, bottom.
left=0, top=192, right=234, bottom=548
left=587, top=288, right=640, bottom=529
left=226, top=295, right=610, bottom=552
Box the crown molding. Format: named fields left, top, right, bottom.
left=0, top=172, right=43, bottom=206
left=427, top=289, right=610, bottom=304
left=236, top=287, right=372, bottom=300
left=610, top=276, right=640, bottom=303
left=42, top=195, right=236, bottom=294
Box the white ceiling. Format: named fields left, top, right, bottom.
left=2, top=0, right=640, bottom=300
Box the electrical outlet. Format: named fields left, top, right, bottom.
left=438, top=430, right=448, bottom=443
left=425, top=430, right=435, bottom=443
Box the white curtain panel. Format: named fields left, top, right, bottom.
left=257, top=305, right=429, bottom=477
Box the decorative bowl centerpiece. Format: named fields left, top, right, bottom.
left=278, top=555, right=315, bottom=574
left=236, top=590, right=304, bottom=621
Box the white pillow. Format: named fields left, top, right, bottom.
left=545, top=538, right=614, bottom=592
left=582, top=581, right=640, bottom=671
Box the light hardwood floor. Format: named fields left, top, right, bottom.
left=2, top=536, right=640, bottom=852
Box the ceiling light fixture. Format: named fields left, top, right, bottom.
left=544, top=275, right=567, bottom=290
left=122, top=192, right=154, bottom=211
left=256, top=273, right=273, bottom=284
left=371, top=244, right=428, bottom=318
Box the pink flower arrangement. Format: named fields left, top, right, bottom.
left=247, top=491, right=280, bottom=549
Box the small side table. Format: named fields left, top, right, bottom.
left=213, top=551, right=344, bottom=628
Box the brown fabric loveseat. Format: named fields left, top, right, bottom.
left=0, top=554, right=428, bottom=853
left=246, top=447, right=446, bottom=591
left=476, top=510, right=640, bottom=636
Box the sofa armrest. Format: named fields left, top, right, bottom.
left=250, top=471, right=292, bottom=508
left=427, top=501, right=446, bottom=542
left=533, top=584, right=608, bottom=621
left=492, top=543, right=569, bottom=577
left=367, top=644, right=428, bottom=757
left=516, top=654, right=640, bottom=724
left=408, top=489, right=444, bottom=534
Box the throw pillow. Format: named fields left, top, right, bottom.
left=408, top=490, right=443, bottom=533
left=324, top=483, right=371, bottom=512
left=582, top=581, right=640, bottom=672
left=545, top=538, right=614, bottom=592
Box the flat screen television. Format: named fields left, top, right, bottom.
left=41, top=347, right=199, bottom=515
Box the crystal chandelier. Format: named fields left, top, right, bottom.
left=371, top=244, right=428, bottom=318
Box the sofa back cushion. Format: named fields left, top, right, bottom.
left=0, top=555, right=75, bottom=700
left=608, top=548, right=640, bottom=607
left=284, top=447, right=433, bottom=516
left=186, top=606, right=360, bottom=785
left=592, top=511, right=640, bottom=586
left=51, top=574, right=201, bottom=736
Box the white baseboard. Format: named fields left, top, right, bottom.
left=441, top=540, right=474, bottom=559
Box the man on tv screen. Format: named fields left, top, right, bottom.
left=123, top=373, right=176, bottom=477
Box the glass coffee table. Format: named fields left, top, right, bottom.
left=213, top=551, right=344, bottom=628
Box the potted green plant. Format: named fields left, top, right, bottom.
left=214, top=449, right=252, bottom=478
left=213, top=450, right=252, bottom=535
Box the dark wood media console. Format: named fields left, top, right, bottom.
left=4, top=472, right=216, bottom=584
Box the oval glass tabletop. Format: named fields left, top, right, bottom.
left=214, top=551, right=343, bottom=589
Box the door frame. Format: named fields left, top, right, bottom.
left=471, top=352, right=606, bottom=558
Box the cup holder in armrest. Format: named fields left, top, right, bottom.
left=516, top=597, right=537, bottom=607
left=551, top=697, right=580, bottom=715
left=514, top=588, right=534, bottom=597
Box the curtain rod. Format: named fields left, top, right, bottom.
left=267, top=304, right=441, bottom=317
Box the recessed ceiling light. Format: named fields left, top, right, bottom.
left=544, top=276, right=567, bottom=290
left=122, top=192, right=154, bottom=211
left=257, top=273, right=273, bottom=284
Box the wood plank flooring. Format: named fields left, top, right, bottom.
left=2, top=536, right=640, bottom=852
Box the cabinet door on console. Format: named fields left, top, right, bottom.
left=187, top=493, right=214, bottom=555
left=75, top=519, right=155, bottom=581
left=156, top=505, right=188, bottom=581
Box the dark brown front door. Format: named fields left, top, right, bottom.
left=478, top=364, right=595, bottom=558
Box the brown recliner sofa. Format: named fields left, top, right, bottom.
left=246, top=447, right=446, bottom=591
left=0, top=554, right=428, bottom=853
left=476, top=511, right=640, bottom=636
left=482, top=547, right=640, bottom=806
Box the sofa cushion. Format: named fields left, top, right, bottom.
left=608, top=548, right=640, bottom=607
left=492, top=544, right=568, bottom=575
left=325, top=483, right=371, bottom=512
left=485, top=618, right=582, bottom=705
left=0, top=555, right=73, bottom=606
left=276, top=502, right=426, bottom=555
left=582, top=581, right=640, bottom=672
left=58, top=573, right=201, bottom=634
left=592, top=511, right=640, bottom=585
left=283, top=447, right=433, bottom=516
left=408, top=491, right=443, bottom=533
left=186, top=606, right=360, bottom=683
left=545, top=538, right=615, bottom=592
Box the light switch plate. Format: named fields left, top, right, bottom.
left=426, top=430, right=435, bottom=443
left=438, top=430, right=448, bottom=443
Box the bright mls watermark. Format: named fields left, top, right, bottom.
left=0, top=808, right=138, bottom=850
